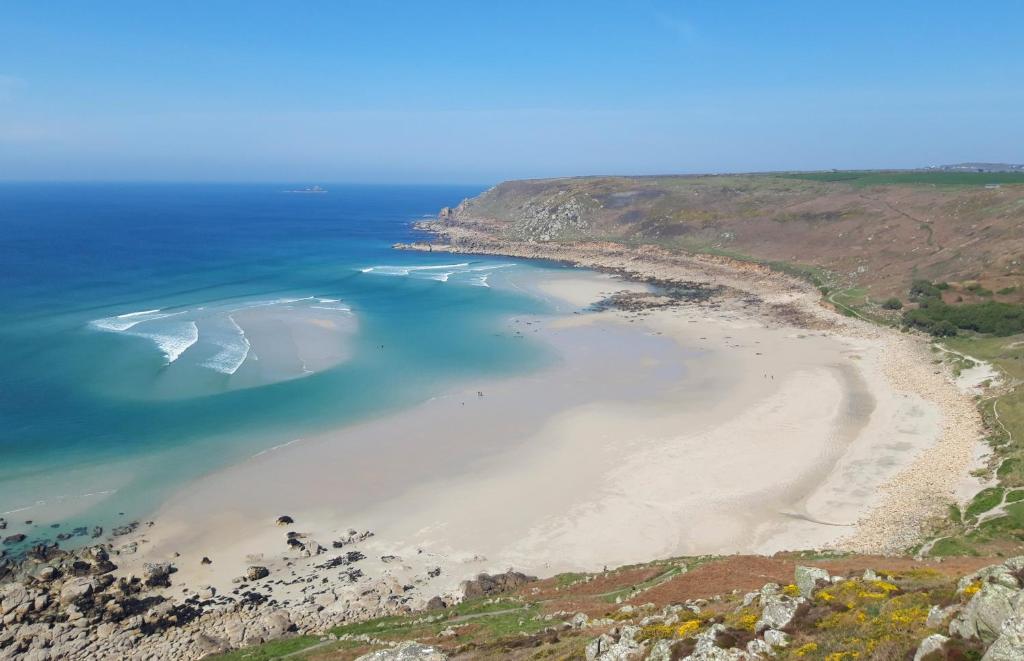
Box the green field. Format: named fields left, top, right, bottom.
left=780, top=170, right=1024, bottom=186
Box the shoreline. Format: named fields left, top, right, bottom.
left=396, top=219, right=991, bottom=554
left=0, top=227, right=990, bottom=659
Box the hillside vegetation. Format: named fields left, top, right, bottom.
left=208, top=554, right=1022, bottom=660
left=450, top=172, right=1024, bottom=301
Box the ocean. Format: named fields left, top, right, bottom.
left=0, top=183, right=560, bottom=547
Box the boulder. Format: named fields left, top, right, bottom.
left=1, top=583, right=29, bottom=615
left=259, top=609, right=293, bottom=638
left=913, top=633, right=948, bottom=661
left=460, top=571, right=536, bottom=598
left=756, top=593, right=804, bottom=633
left=984, top=614, right=1024, bottom=660
left=794, top=566, right=831, bottom=598
left=247, top=565, right=270, bottom=581
left=647, top=640, right=673, bottom=661
left=425, top=596, right=447, bottom=611
left=949, top=582, right=1022, bottom=642
left=276, top=515, right=294, bottom=526
left=690, top=623, right=747, bottom=660
left=3, top=534, right=27, bottom=546
left=58, top=577, right=94, bottom=606
left=747, top=637, right=773, bottom=657
left=585, top=630, right=637, bottom=660
left=926, top=604, right=955, bottom=628
left=195, top=633, right=231, bottom=656
left=143, top=562, right=175, bottom=587
left=233, top=608, right=294, bottom=645
left=355, top=640, right=448, bottom=661
left=764, top=628, right=789, bottom=648
left=589, top=630, right=618, bottom=661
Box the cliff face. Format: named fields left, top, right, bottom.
left=445, top=174, right=1024, bottom=299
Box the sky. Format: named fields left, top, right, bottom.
left=1, top=1, right=1022, bottom=183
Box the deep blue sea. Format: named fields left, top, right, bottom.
left=0, top=183, right=559, bottom=546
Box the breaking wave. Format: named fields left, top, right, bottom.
left=359, top=262, right=514, bottom=285
left=88, top=295, right=350, bottom=374
left=89, top=309, right=182, bottom=331
left=201, top=315, right=250, bottom=375
left=134, top=321, right=199, bottom=364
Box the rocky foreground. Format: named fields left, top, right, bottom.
left=225, top=557, right=1024, bottom=660
left=0, top=525, right=519, bottom=660
left=6, top=539, right=1024, bottom=660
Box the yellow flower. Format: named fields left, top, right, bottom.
left=962, top=581, right=982, bottom=598
left=889, top=606, right=928, bottom=626
left=783, top=584, right=801, bottom=597
left=638, top=624, right=675, bottom=641
left=794, top=642, right=819, bottom=657
left=676, top=620, right=701, bottom=637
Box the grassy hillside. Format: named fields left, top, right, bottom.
left=207, top=554, right=1003, bottom=660
left=451, top=172, right=1024, bottom=301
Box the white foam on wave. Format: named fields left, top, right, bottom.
left=134, top=321, right=199, bottom=364
left=240, top=296, right=315, bottom=309
left=90, top=309, right=183, bottom=332
left=201, top=315, right=251, bottom=375
left=360, top=263, right=470, bottom=276
left=311, top=305, right=352, bottom=312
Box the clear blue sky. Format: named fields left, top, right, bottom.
left=1, top=1, right=1021, bottom=183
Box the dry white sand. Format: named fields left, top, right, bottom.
left=115, top=270, right=984, bottom=604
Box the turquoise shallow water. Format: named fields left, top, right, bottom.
left=0, top=183, right=562, bottom=547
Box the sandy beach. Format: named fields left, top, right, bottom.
left=111, top=264, right=987, bottom=622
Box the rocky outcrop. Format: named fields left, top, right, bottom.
left=460, top=571, right=536, bottom=599
left=949, top=558, right=1024, bottom=643
left=983, top=614, right=1024, bottom=660
left=914, top=633, right=949, bottom=660
left=794, top=565, right=831, bottom=598
left=356, top=640, right=447, bottom=660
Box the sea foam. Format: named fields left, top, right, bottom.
left=359, top=262, right=515, bottom=285
left=134, top=321, right=199, bottom=364
left=90, top=309, right=181, bottom=331
left=201, top=315, right=250, bottom=375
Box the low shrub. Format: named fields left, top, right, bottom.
left=881, top=297, right=903, bottom=310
